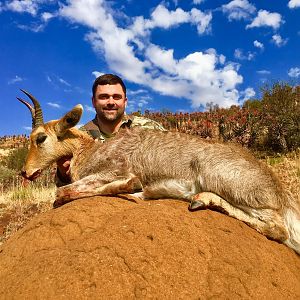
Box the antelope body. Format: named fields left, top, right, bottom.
left=19, top=90, right=300, bottom=255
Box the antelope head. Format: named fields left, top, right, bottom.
left=17, top=90, right=83, bottom=180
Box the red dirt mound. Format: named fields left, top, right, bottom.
left=0, top=196, right=299, bottom=299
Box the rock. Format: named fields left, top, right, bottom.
left=0, top=196, right=299, bottom=299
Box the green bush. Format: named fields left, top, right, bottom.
left=261, top=82, right=300, bottom=152
left=2, top=147, right=28, bottom=171
left=0, top=165, right=16, bottom=181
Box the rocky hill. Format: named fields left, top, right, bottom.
left=0, top=196, right=299, bottom=299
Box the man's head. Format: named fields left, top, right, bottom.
left=92, top=74, right=127, bottom=123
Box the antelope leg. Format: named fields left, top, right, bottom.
left=54, top=173, right=142, bottom=207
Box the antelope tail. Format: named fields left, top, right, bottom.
left=283, top=200, right=300, bottom=255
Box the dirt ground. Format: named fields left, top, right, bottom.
left=0, top=196, right=299, bottom=299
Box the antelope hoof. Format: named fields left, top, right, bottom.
left=54, top=187, right=76, bottom=208
left=53, top=194, right=74, bottom=208
left=53, top=199, right=63, bottom=209
left=188, top=200, right=206, bottom=211
left=129, top=177, right=143, bottom=192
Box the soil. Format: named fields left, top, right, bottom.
left=0, top=203, right=43, bottom=244
left=0, top=196, right=299, bottom=299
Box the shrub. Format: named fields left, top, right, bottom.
left=2, top=147, right=28, bottom=171
left=0, top=165, right=15, bottom=181
left=261, top=82, right=300, bottom=152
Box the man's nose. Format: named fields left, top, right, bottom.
left=107, top=96, right=115, bottom=103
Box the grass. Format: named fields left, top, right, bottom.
left=266, top=156, right=285, bottom=166
left=265, top=151, right=300, bottom=204
left=0, top=179, right=55, bottom=246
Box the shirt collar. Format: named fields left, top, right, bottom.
left=91, top=114, right=133, bottom=138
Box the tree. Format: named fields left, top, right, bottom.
left=243, top=99, right=262, bottom=110
left=261, top=82, right=300, bottom=152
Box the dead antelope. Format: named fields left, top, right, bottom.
left=18, top=90, right=300, bottom=255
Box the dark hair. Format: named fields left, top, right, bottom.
left=92, top=74, right=126, bottom=98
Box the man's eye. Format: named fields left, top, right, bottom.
left=98, top=94, right=123, bottom=100
left=113, top=95, right=122, bottom=100
left=36, top=134, right=47, bottom=144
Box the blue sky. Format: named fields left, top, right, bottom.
left=1, top=0, right=300, bottom=136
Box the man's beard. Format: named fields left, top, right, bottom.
left=98, top=107, right=124, bottom=122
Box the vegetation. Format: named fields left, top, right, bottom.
left=0, top=138, right=55, bottom=245
left=147, top=82, right=300, bottom=153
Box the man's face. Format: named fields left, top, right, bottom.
left=92, top=83, right=127, bottom=122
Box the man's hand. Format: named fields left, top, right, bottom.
left=56, top=156, right=72, bottom=186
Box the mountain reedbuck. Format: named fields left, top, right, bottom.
left=18, top=90, right=300, bottom=255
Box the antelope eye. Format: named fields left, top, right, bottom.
left=36, top=133, right=47, bottom=145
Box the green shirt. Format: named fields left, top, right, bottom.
left=80, top=114, right=166, bottom=142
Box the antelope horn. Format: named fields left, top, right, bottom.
left=16, top=97, right=35, bottom=128
left=17, top=89, right=44, bottom=128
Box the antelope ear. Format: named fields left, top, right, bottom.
left=55, top=104, right=83, bottom=136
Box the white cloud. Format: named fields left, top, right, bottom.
left=57, top=0, right=243, bottom=108
left=147, top=48, right=243, bottom=107
left=127, top=89, right=148, bottom=96
left=246, top=10, right=284, bottom=30
left=2, top=1, right=55, bottom=32
left=23, top=126, right=32, bottom=131
left=130, top=4, right=212, bottom=36
left=257, top=70, right=271, bottom=75
left=59, top=0, right=109, bottom=29
left=137, top=97, right=150, bottom=108
left=288, top=0, right=300, bottom=9
left=3, top=0, right=57, bottom=16
left=150, top=5, right=189, bottom=29
left=58, top=77, right=71, bottom=86
left=84, top=104, right=95, bottom=113
left=190, top=8, right=212, bottom=34
left=47, top=102, right=61, bottom=108
left=234, top=48, right=255, bottom=60
left=240, top=87, right=255, bottom=102
left=8, top=75, right=24, bottom=85
left=222, top=0, right=256, bottom=21
left=253, top=40, right=264, bottom=50
left=145, top=44, right=177, bottom=74
left=288, top=67, right=300, bottom=78
left=193, top=0, right=205, bottom=4
left=92, top=71, right=104, bottom=78
left=17, top=22, right=45, bottom=32
left=41, top=12, right=55, bottom=22
left=271, top=34, right=288, bottom=47
left=5, top=0, right=39, bottom=16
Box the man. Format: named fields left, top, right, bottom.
left=56, top=73, right=165, bottom=186
left=81, top=73, right=165, bottom=140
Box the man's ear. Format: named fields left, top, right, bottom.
left=55, top=104, right=83, bottom=136
left=124, top=97, right=128, bottom=108
left=92, top=96, right=96, bottom=108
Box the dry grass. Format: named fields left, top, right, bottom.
left=0, top=184, right=55, bottom=245
left=0, top=141, right=56, bottom=245
left=265, top=151, right=300, bottom=204
left=0, top=148, right=11, bottom=157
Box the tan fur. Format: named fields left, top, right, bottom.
left=23, top=105, right=300, bottom=255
